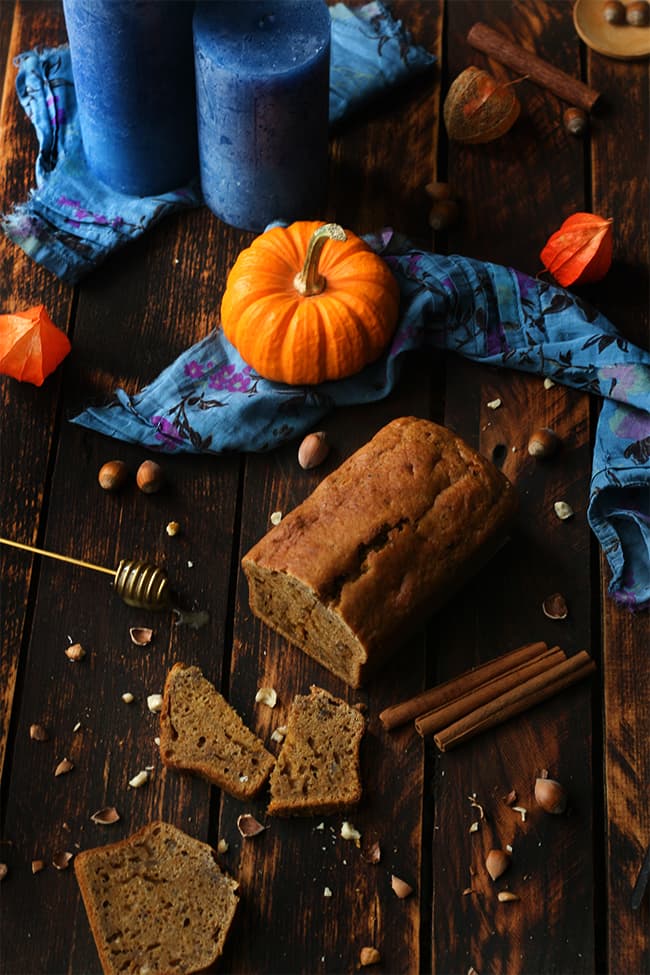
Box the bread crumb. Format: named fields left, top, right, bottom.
left=323, top=886, right=332, bottom=897
left=340, top=821, right=361, bottom=844
left=544, top=377, right=555, bottom=389
left=128, top=770, right=149, bottom=788
left=147, top=694, right=163, bottom=713
left=255, top=687, right=277, bottom=708
left=487, top=398, right=502, bottom=410
left=270, top=511, right=282, bottom=525
left=122, top=692, right=135, bottom=704
left=217, top=839, right=229, bottom=854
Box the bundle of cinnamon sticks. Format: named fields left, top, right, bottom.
left=379, top=641, right=596, bottom=752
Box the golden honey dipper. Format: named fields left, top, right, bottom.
left=0, top=538, right=171, bottom=611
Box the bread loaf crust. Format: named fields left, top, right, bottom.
left=242, top=417, right=517, bottom=686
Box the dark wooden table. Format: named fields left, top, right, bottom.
left=1, top=2, right=649, bottom=973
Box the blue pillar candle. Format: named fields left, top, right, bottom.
left=62, top=0, right=198, bottom=196
left=193, top=0, right=331, bottom=232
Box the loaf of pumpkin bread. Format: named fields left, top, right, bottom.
left=242, top=417, right=517, bottom=687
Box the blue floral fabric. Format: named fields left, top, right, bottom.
left=0, top=3, right=435, bottom=283
left=71, top=229, right=650, bottom=611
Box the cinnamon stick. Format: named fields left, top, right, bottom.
left=414, top=645, right=566, bottom=737
left=467, top=22, right=602, bottom=113
left=433, top=651, right=596, bottom=752
left=379, top=641, right=548, bottom=731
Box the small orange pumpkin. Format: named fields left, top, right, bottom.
left=220, top=221, right=400, bottom=385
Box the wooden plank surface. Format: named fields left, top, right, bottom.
left=0, top=1, right=649, bottom=974
left=587, top=36, right=650, bottom=974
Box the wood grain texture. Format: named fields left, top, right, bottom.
left=587, top=40, right=650, bottom=973
left=434, top=2, right=595, bottom=972
left=0, top=0, right=73, bottom=783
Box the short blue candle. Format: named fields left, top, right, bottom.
left=62, top=0, right=198, bottom=196
left=193, top=0, right=330, bottom=231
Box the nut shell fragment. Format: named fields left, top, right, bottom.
left=90, top=806, right=120, bottom=825
left=129, top=627, right=153, bottom=646
left=391, top=875, right=414, bottom=898
left=237, top=814, right=267, bottom=838
left=52, top=852, right=73, bottom=870
left=497, top=890, right=520, bottom=902
left=29, top=723, right=49, bottom=741
left=542, top=593, right=569, bottom=620
left=54, top=758, right=74, bottom=777
left=31, top=859, right=45, bottom=874
left=0, top=863, right=7, bottom=881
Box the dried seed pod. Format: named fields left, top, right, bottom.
left=626, top=0, right=650, bottom=25
left=485, top=848, right=511, bottom=881
left=98, top=460, right=129, bottom=492
left=534, top=776, right=568, bottom=814
left=136, top=459, right=164, bottom=494
left=444, top=66, right=520, bottom=144
left=391, top=875, right=414, bottom=898
left=298, top=431, right=330, bottom=470
left=563, top=107, right=588, bottom=138
left=360, top=947, right=381, bottom=967
left=528, top=427, right=560, bottom=459
left=542, top=592, right=569, bottom=620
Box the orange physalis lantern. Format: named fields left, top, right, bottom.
left=0, top=305, right=71, bottom=386
left=540, top=212, right=613, bottom=288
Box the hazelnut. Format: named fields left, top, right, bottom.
left=602, top=0, right=626, bottom=22
left=298, top=431, right=330, bottom=470
left=626, top=0, right=650, bottom=24
left=534, top=774, right=568, bottom=814
left=425, top=181, right=453, bottom=202
left=98, top=460, right=129, bottom=492
left=563, top=107, right=588, bottom=138
left=136, top=459, right=164, bottom=494
left=485, top=848, right=511, bottom=881
left=428, top=198, right=460, bottom=232
left=528, top=427, right=560, bottom=458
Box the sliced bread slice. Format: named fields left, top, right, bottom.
left=268, top=685, right=366, bottom=817
left=74, top=820, right=238, bottom=975
left=159, top=663, right=275, bottom=800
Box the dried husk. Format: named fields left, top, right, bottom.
left=444, top=67, right=520, bottom=144
left=540, top=212, right=613, bottom=286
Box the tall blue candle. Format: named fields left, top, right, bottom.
left=62, top=0, right=198, bottom=196
left=193, top=0, right=331, bottom=232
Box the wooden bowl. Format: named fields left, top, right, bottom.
left=573, top=0, right=650, bottom=59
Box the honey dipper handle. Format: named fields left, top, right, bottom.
left=0, top=537, right=115, bottom=575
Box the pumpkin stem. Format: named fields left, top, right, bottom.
left=294, top=223, right=347, bottom=297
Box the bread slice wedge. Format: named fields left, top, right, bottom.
left=268, top=685, right=366, bottom=816
left=159, top=663, right=274, bottom=800
left=75, top=820, right=238, bottom=975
